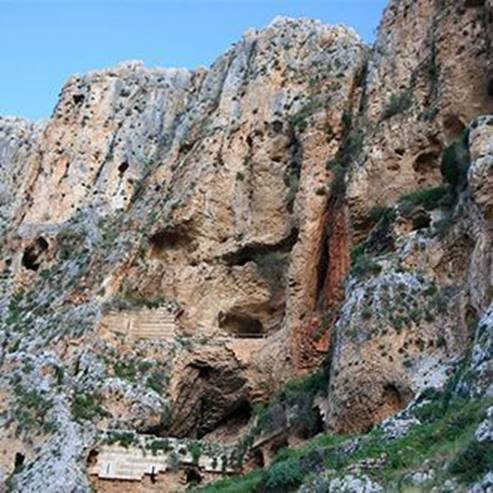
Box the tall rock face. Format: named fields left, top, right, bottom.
left=0, top=2, right=492, bottom=492
left=0, top=18, right=367, bottom=491
left=326, top=0, right=493, bottom=433
left=347, top=0, right=493, bottom=232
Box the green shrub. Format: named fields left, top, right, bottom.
left=441, top=130, right=470, bottom=189
left=114, top=361, right=137, bottom=380
left=189, top=442, right=202, bottom=465
left=398, top=185, right=451, bottom=212
left=14, top=386, right=54, bottom=432
left=264, top=459, right=304, bottom=492
left=449, top=439, right=493, bottom=484
left=344, top=129, right=364, bottom=161
left=350, top=243, right=366, bottom=262
left=382, top=91, right=413, bottom=120
left=351, top=254, right=382, bottom=279
left=290, top=98, right=323, bottom=130
left=149, top=438, right=171, bottom=455
left=368, top=206, right=393, bottom=224
left=71, top=393, right=105, bottom=422
left=146, top=369, right=168, bottom=395
left=105, top=431, right=136, bottom=448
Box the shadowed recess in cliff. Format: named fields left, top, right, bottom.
left=21, top=237, right=49, bottom=271
left=221, top=228, right=299, bottom=268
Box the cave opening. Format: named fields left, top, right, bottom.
left=413, top=151, right=438, bottom=174
left=149, top=228, right=192, bottom=257
left=72, top=94, right=85, bottom=105
left=185, top=468, right=202, bottom=485
left=213, top=400, right=253, bottom=433
left=411, top=210, right=431, bottom=230
left=22, top=237, right=49, bottom=271
left=218, top=312, right=264, bottom=337
left=382, top=383, right=407, bottom=415
left=118, top=161, right=129, bottom=175
left=221, top=228, right=298, bottom=267
left=252, top=448, right=265, bottom=468
left=86, top=449, right=98, bottom=466
left=14, top=452, right=25, bottom=473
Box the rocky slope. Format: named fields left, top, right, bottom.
left=0, top=1, right=492, bottom=492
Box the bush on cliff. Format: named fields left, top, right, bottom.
left=441, top=129, right=470, bottom=190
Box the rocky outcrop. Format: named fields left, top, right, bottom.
left=0, top=1, right=492, bottom=491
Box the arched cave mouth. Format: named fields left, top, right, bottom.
left=382, top=383, right=411, bottom=415
left=207, top=400, right=253, bottom=438
left=22, top=237, right=49, bottom=271
left=185, top=468, right=202, bottom=484
left=218, top=312, right=264, bottom=337
left=87, top=449, right=98, bottom=466
left=411, top=210, right=432, bottom=230
left=149, top=227, right=192, bottom=257
left=413, top=151, right=440, bottom=178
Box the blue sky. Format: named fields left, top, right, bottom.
left=0, top=0, right=387, bottom=120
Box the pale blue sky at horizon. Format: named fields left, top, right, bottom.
left=0, top=0, right=387, bottom=121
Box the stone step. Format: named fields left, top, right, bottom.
left=133, top=323, right=176, bottom=330
left=136, top=321, right=176, bottom=327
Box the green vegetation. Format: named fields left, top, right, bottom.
left=255, top=371, right=328, bottom=440
left=146, top=369, right=168, bottom=395
left=105, top=431, right=136, bottom=448
left=57, top=227, right=86, bottom=261
left=351, top=254, right=382, bottom=279
left=71, top=393, right=106, bottom=422
left=13, top=385, right=54, bottom=434
left=113, top=361, right=138, bottom=381
left=289, top=98, right=324, bottom=131
left=382, top=90, right=413, bottom=120
left=398, top=185, right=451, bottom=213
left=104, top=291, right=167, bottom=312
left=195, top=393, right=492, bottom=493
left=5, top=291, right=27, bottom=330
left=148, top=438, right=171, bottom=455
left=448, top=439, right=492, bottom=484
left=441, top=130, right=470, bottom=189
left=189, top=442, right=203, bottom=465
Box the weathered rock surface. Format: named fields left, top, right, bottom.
left=0, top=1, right=492, bottom=491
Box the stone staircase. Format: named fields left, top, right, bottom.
left=101, top=307, right=177, bottom=341
left=130, top=308, right=176, bottom=340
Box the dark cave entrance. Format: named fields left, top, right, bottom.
left=251, top=448, right=265, bottom=468
left=218, top=312, right=264, bottom=337
left=149, top=227, right=193, bottom=258
left=118, top=161, right=129, bottom=175
left=185, top=468, right=202, bottom=485
left=14, top=452, right=25, bottom=473
left=21, top=237, right=49, bottom=271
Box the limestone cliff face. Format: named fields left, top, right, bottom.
left=324, top=0, right=493, bottom=433
left=347, top=0, right=493, bottom=233
left=0, top=2, right=492, bottom=492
